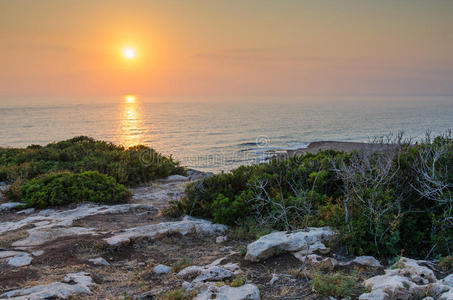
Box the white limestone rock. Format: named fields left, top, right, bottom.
left=0, top=272, right=94, bottom=299
left=153, top=264, right=171, bottom=274
left=193, top=284, right=260, bottom=300
left=339, top=256, right=383, bottom=268
left=0, top=202, right=22, bottom=212
left=294, top=254, right=338, bottom=270
left=216, top=235, right=228, bottom=244
left=159, top=175, right=189, bottom=182
left=442, top=274, right=453, bottom=287
left=393, top=257, right=437, bottom=284
left=88, top=257, right=110, bottom=266
left=0, top=203, right=156, bottom=236
left=360, top=272, right=418, bottom=300
left=245, top=227, right=335, bottom=262
left=12, top=227, right=97, bottom=247
left=7, top=252, right=33, bottom=267
left=104, top=216, right=228, bottom=246
left=178, top=263, right=239, bottom=283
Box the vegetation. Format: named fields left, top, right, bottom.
left=171, top=257, right=192, bottom=273
left=0, top=136, right=185, bottom=208
left=171, top=133, right=453, bottom=259
left=310, top=271, right=365, bottom=299
left=163, top=288, right=197, bottom=300
left=0, top=136, right=185, bottom=186
left=14, top=171, right=131, bottom=209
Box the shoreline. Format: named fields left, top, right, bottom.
left=269, top=140, right=397, bottom=160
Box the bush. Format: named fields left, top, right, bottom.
left=170, top=135, right=453, bottom=259
left=0, top=136, right=185, bottom=186
left=18, top=171, right=131, bottom=208
left=310, top=271, right=365, bottom=299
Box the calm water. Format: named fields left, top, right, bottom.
left=1, top=97, right=452, bottom=172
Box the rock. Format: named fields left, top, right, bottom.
left=187, top=169, right=214, bottom=181
left=153, top=264, right=171, bottom=274
left=442, top=274, right=453, bottom=287
left=177, top=263, right=239, bottom=283
left=294, top=254, right=337, bottom=270
left=439, top=289, right=453, bottom=300
left=0, top=251, right=24, bottom=259
left=16, top=208, right=35, bottom=214
left=361, top=272, right=417, bottom=300
left=104, top=216, right=228, bottom=246
left=0, top=202, right=22, bottom=212
left=0, top=203, right=156, bottom=236
left=32, top=250, right=44, bottom=256
left=193, top=284, right=260, bottom=300
left=13, top=227, right=97, bottom=247
left=7, top=252, right=33, bottom=267
left=0, top=272, right=94, bottom=299
left=292, top=240, right=330, bottom=256
left=159, top=175, right=189, bottom=182
left=216, top=235, right=228, bottom=244
left=394, top=257, right=437, bottom=284
left=340, top=256, right=383, bottom=268
left=88, top=257, right=110, bottom=266
left=245, top=227, right=335, bottom=262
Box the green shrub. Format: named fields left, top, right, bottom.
left=310, top=271, right=365, bottom=299
left=438, top=256, right=453, bottom=272
left=163, top=288, right=198, bottom=300
left=170, top=135, right=453, bottom=259
left=171, top=257, right=192, bottom=273
left=18, top=171, right=131, bottom=208
left=0, top=136, right=185, bottom=186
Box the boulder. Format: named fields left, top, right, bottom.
left=245, top=227, right=335, bottom=262
left=104, top=216, right=227, bottom=246
left=394, top=257, right=436, bottom=284
left=361, top=272, right=417, bottom=300
left=178, top=263, right=239, bottom=283
left=153, top=264, right=171, bottom=274
left=442, top=274, right=453, bottom=287
left=7, top=252, right=33, bottom=267
left=0, top=272, right=94, bottom=299
left=339, top=256, right=383, bottom=268
left=193, top=284, right=260, bottom=300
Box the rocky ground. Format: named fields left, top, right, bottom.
left=0, top=171, right=452, bottom=300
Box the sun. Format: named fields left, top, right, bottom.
left=123, top=47, right=136, bottom=59
left=125, top=95, right=136, bottom=103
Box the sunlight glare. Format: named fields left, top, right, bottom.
left=125, top=95, right=136, bottom=103
left=123, top=47, right=136, bottom=59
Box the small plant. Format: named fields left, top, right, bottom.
left=310, top=271, right=365, bottom=299
left=439, top=256, right=453, bottom=272
left=162, top=200, right=185, bottom=218
left=238, top=245, right=247, bottom=257
left=163, top=287, right=198, bottom=300
left=171, top=257, right=192, bottom=273
left=229, top=275, right=246, bottom=287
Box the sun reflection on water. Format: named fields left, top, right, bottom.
left=119, top=95, right=145, bottom=147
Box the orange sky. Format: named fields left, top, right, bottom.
left=1, top=0, right=453, bottom=101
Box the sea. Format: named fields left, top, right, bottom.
left=1, top=96, right=452, bottom=172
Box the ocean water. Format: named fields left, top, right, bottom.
left=1, top=97, right=452, bottom=172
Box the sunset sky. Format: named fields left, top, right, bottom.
left=1, top=0, right=453, bottom=100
